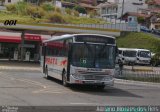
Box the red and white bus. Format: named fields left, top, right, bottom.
left=41, top=34, right=116, bottom=89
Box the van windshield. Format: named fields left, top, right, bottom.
left=139, top=51, right=151, bottom=58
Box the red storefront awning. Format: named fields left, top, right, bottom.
left=0, top=35, right=21, bottom=43
left=0, top=34, right=42, bottom=43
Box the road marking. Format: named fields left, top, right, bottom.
left=0, top=73, right=48, bottom=89
left=0, top=72, right=72, bottom=94
left=33, top=88, right=63, bottom=93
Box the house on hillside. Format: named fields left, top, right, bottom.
left=146, top=0, right=160, bottom=9
left=97, top=0, right=148, bottom=19
left=149, top=14, right=160, bottom=29
left=97, top=2, right=118, bottom=19
left=122, top=12, right=150, bottom=24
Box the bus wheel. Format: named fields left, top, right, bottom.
left=62, top=71, right=68, bottom=87
left=45, top=66, right=49, bottom=79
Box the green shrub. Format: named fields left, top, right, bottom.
left=6, top=4, right=16, bottom=12
left=138, top=17, right=145, bottom=24
left=15, top=1, right=28, bottom=15
left=37, top=7, right=46, bottom=18
left=47, top=12, right=65, bottom=23
left=26, top=5, right=37, bottom=16
left=41, top=3, right=54, bottom=12
left=73, top=10, right=79, bottom=17
left=55, top=7, right=61, bottom=13
left=26, top=5, right=46, bottom=18
left=89, top=11, right=97, bottom=18
left=65, top=8, right=72, bottom=15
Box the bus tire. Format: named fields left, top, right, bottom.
left=62, top=71, right=69, bottom=87
left=45, top=66, right=49, bottom=79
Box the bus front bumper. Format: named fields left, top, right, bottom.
left=69, top=75, right=114, bottom=86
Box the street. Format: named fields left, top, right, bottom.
left=0, top=61, right=160, bottom=107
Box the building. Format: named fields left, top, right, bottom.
left=97, top=0, right=148, bottom=19
left=149, top=14, right=160, bottom=29
left=122, top=12, right=150, bottom=24
left=4, top=0, right=21, bottom=5
left=117, top=0, right=148, bottom=18
left=146, top=0, right=160, bottom=9
left=96, top=0, right=107, bottom=4
left=97, top=2, right=118, bottom=19
left=0, top=31, right=50, bottom=61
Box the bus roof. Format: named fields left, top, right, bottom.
left=43, top=34, right=115, bottom=43
left=119, top=48, right=150, bottom=51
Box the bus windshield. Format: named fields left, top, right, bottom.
left=71, top=43, right=115, bottom=69
left=123, top=51, right=137, bottom=57
left=139, top=51, right=151, bottom=58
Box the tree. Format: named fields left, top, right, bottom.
left=137, top=17, right=145, bottom=24
left=74, top=5, right=86, bottom=14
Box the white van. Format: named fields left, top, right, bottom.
left=135, top=49, right=151, bottom=65
left=117, top=48, right=151, bottom=65
left=117, top=48, right=137, bottom=65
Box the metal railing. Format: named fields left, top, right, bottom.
left=45, top=23, right=140, bottom=32
left=115, top=66, right=160, bottom=83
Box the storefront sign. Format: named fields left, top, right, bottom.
left=25, top=34, right=41, bottom=41
left=128, top=16, right=138, bottom=31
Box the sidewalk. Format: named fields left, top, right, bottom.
left=115, top=78, right=160, bottom=87
left=0, top=60, right=40, bottom=71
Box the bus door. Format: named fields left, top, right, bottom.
left=67, top=43, right=72, bottom=81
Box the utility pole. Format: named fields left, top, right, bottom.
left=20, top=30, right=25, bottom=61
left=121, top=0, right=125, bottom=22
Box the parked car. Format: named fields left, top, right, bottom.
left=140, top=26, right=151, bottom=32
left=152, top=29, right=160, bottom=35
left=151, top=53, right=160, bottom=66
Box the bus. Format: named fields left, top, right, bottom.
left=41, top=34, right=117, bottom=89
left=117, top=48, right=151, bottom=65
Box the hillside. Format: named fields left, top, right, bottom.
left=116, top=32, right=160, bottom=53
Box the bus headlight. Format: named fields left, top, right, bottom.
left=72, top=74, right=85, bottom=80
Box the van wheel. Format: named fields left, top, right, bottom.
left=62, top=71, right=69, bottom=87
left=45, top=66, right=49, bottom=79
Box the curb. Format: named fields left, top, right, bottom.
left=114, top=78, right=160, bottom=87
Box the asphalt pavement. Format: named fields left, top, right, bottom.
left=0, top=61, right=160, bottom=111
